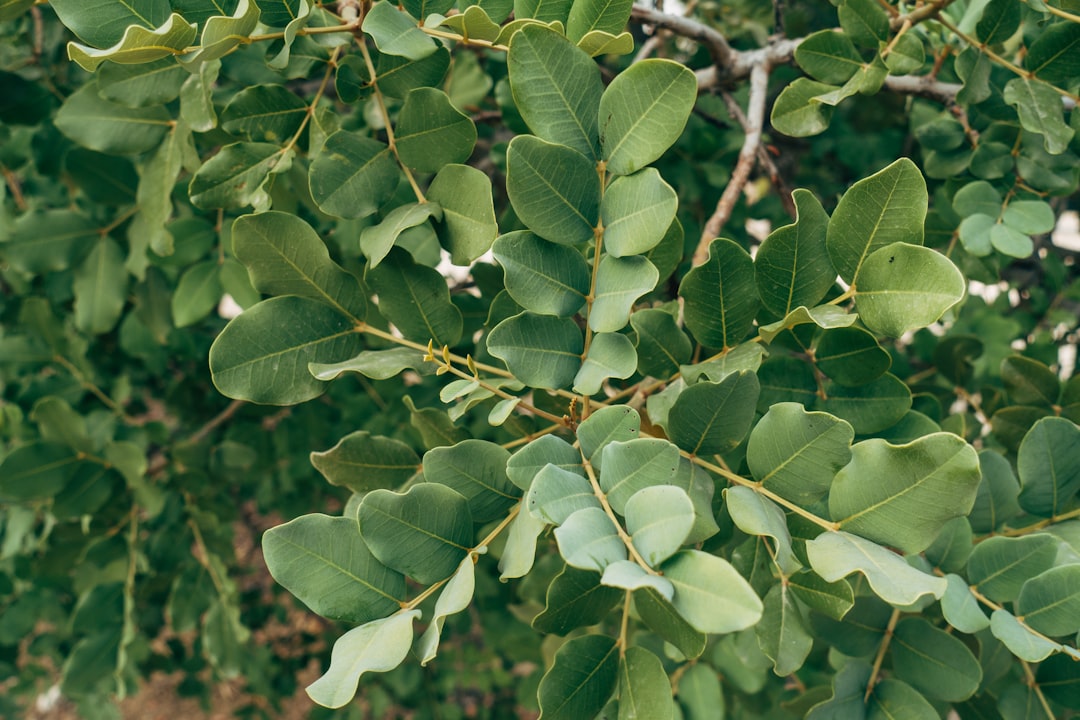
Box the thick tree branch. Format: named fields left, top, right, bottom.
left=694, top=62, right=770, bottom=266
left=630, top=4, right=736, bottom=70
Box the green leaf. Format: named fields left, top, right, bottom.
left=209, top=296, right=362, bottom=404
left=969, top=450, right=1021, bottom=533
left=493, top=231, right=589, bottom=317
left=232, top=211, right=368, bottom=321
left=537, top=634, right=619, bottom=720
left=50, top=0, right=171, bottom=48
left=130, top=122, right=190, bottom=262
left=976, top=0, right=1020, bottom=44
left=795, top=30, right=863, bottom=84
left=1017, top=417, right=1080, bottom=517
left=506, top=134, right=600, bottom=246
left=499, top=501, right=546, bottom=579
left=507, top=435, right=583, bottom=491
left=189, top=142, right=287, bottom=211
left=262, top=513, right=406, bottom=624
left=310, top=431, right=419, bottom=493
left=65, top=149, right=137, bottom=205
left=310, top=347, right=429, bottom=382
left=754, top=189, right=834, bottom=316
left=395, top=88, right=477, bottom=173
left=374, top=46, right=451, bottom=99
left=883, top=33, right=924, bottom=75
left=590, top=255, right=658, bottom=332
left=566, top=0, right=631, bottom=41
left=679, top=238, right=759, bottom=350
left=576, top=29, right=634, bottom=56
left=507, top=24, right=602, bottom=158
left=358, top=483, right=473, bottom=584
left=359, top=203, right=443, bottom=269
left=578, top=406, right=641, bottom=468
left=423, top=440, right=518, bottom=523
left=487, top=312, right=583, bottom=389
left=618, top=646, right=674, bottom=720
left=770, top=78, right=837, bottom=137
left=662, top=549, right=764, bottom=634
left=416, top=554, right=476, bottom=665
left=890, top=617, right=982, bottom=701
left=1036, top=653, right=1080, bottom=711
left=967, top=534, right=1059, bottom=603
left=527, top=462, right=599, bottom=524
left=0, top=442, right=80, bottom=501
left=806, top=531, right=947, bottom=606
left=220, top=84, right=307, bottom=143
left=678, top=662, right=724, bottom=720
left=1002, top=200, right=1055, bottom=235
left=815, top=327, right=892, bottom=386
left=826, top=158, right=927, bottom=285
left=838, top=0, right=888, bottom=46
left=820, top=373, right=912, bottom=434
left=573, top=332, right=637, bottom=395
left=308, top=130, right=399, bottom=220
left=171, top=260, right=222, bottom=327
left=634, top=587, right=707, bottom=658
left=726, top=486, right=799, bottom=574
left=427, top=164, right=498, bottom=265
left=55, top=82, right=172, bottom=155
left=515, top=0, right=571, bottom=23
left=362, top=1, right=436, bottom=60
left=73, top=237, right=127, bottom=335
left=854, top=243, right=966, bottom=336
left=1015, top=565, right=1080, bottom=636
left=758, top=304, right=857, bottom=344
left=533, top=566, right=622, bottom=634
left=1, top=210, right=97, bottom=275
left=30, top=397, right=91, bottom=452
left=630, top=309, right=692, bottom=378
left=366, top=248, right=463, bottom=347
left=598, top=59, right=696, bottom=175
left=266, top=0, right=313, bottom=70
left=788, top=571, right=854, bottom=620
left=940, top=573, right=990, bottom=633
left=829, top=433, right=980, bottom=553
left=625, top=485, right=694, bottom=567
left=441, top=6, right=501, bottom=42
left=806, top=660, right=872, bottom=720
left=306, top=610, right=421, bottom=709
left=1002, top=355, right=1059, bottom=407
left=601, top=169, right=678, bottom=257
left=756, top=584, right=813, bottom=676
left=178, top=0, right=261, bottom=65
left=1003, top=78, right=1074, bottom=155
left=1025, top=22, right=1080, bottom=86
left=0, top=0, right=33, bottom=22
left=96, top=57, right=189, bottom=107
left=599, top=438, right=680, bottom=514
left=668, top=371, right=759, bottom=456
left=554, top=507, right=626, bottom=571
left=867, top=679, right=938, bottom=720
left=255, top=0, right=303, bottom=27
left=989, top=609, right=1061, bottom=662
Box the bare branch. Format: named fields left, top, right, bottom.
left=630, top=5, right=736, bottom=70
left=882, top=75, right=961, bottom=103
left=694, top=62, right=771, bottom=266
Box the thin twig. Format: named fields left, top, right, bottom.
left=0, top=163, right=27, bottom=211
left=865, top=608, right=901, bottom=702
left=630, top=5, right=736, bottom=70
left=716, top=92, right=796, bottom=219
left=181, top=399, right=245, bottom=447
left=694, top=62, right=770, bottom=266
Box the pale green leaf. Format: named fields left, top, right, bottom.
left=1017, top=417, right=1080, bottom=517
left=309, top=347, right=430, bottom=381
left=55, top=82, right=171, bottom=155
left=625, top=485, right=694, bottom=567
left=794, top=30, right=863, bottom=84
left=416, top=554, right=476, bottom=665
left=756, top=584, right=813, bottom=676
left=573, top=332, right=637, bottom=395
left=590, top=255, right=658, bottom=332
left=601, top=168, right=677, bottom=257
left=506, top=434, right=583, bottom=492
left=940, top=573, right=990, bottom=633
left=758, top=304, right=857, bottom=344
left=171, top=260, right=222, bottom=327
left=179, top=0, right=261, bottom=65
left=600, top=559, right=674, bottom=597
left=599, top=438, right=680, bottom=514
left=577, top=405, right=641, bottom=469
left=362, top=1, right=436, bottom=60
left=725, top=486, right=799, bottom=574
left=554, top=507, right=627, bottom=571
left=359, top=203, right=443, bottom=269
left=618, top=646, right=674, bottom=720
left=855, top=243, right=966, bottom=336
left=576, top=30, right=634, bottom=56
left=526, top=463, right=600, bottom=524
left=427, top=164, right=498, bottom=265
left=306, top=610, right=421, bottom=708
left=662, top=549, right=764, bottom=634
left=50, top=0, right=171, bottom=48
left=990, top=609, right=1061, bottom=662
left=806, top=531, right=947, bottom=606
left=770, top=79, right=837, bottom=137
left=1003, top=78, right=1074, bottom=155
left=73, top=238, right=127, bottom=335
